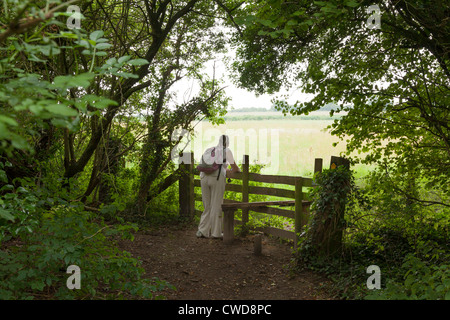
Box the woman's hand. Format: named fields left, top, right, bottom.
left=230, top=163, right=241, bottom=173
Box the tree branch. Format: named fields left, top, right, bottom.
left=0, top=0, right=79, bottom=43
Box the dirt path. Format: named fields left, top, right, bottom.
left=118, top=225, right=335, bottom=300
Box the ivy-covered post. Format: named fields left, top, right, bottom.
left=306, top=156, right=353, bottom=257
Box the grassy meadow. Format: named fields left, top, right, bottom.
left=191, top=111, right=373, bottom=181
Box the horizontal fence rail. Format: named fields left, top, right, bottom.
left=193, top=178, right=309, bottom=200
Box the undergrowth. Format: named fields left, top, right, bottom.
left=295, top=167, right=449, bottom=300
left=0, top=172, right=174, bottom=300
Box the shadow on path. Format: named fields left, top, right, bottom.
left=118, top=225, right=335, bottom=300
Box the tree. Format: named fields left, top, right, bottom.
left=1, top=0, right=243, bottom=215
left=0, top=1, right=131, bottom=182
left=61, top=0, right=205, bottom=181
left=229, top=0, right=449, bottom=205
left=134, top=8, right=231, bottom=213
left=69, top=0, right=238, bottom=213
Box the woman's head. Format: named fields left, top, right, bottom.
left=218, top=134, right=230, bottom=148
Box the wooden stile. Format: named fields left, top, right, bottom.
left=177, top=153, right=348, bottom=255
left=188, top=153, right=325, bottom=247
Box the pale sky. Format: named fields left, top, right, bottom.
left=173, top=51, right=312, bottom=111
left=208, top=56, right=311, bottom=110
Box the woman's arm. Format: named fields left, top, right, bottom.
left=226, top=148, right=241, bottom=173
left=229, top=162, right=241, bottom=173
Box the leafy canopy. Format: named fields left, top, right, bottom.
left=230, top=0, right=449, bottom=199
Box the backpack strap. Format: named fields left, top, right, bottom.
left=217, top=135, right=226, bottom=180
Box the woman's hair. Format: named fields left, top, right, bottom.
left=218, top=134, right=230, bottom=148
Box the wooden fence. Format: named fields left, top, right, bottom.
left=179, top=152, right=326, bottom=246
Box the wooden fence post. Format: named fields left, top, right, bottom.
left=189, top=152, right=195, bottom=218
left=314, top=158, right=323, bottom=174
left=253, top=234, right=262, bottom=256
left=294, top=177, right=304, bottom=248
left=223, top=209, right=235, bottom=245
left=241, top=154, right=249, bottom=230
left=330, top=156, right=350, bottom=170
left=179, top=152, right=194, bottom=220
left=328, top=155, right=350, bottom=254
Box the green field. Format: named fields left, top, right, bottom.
left=191, top=115, right=373, bottom=180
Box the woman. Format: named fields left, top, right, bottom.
left=197, top=135, right=241, bottom=238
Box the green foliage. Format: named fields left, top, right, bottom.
left=144, top=180, right=182, bottom=225
left=1, top=0, right=448, bottom=301
left=309, top=166, right=355, bottom=220
left=0, top=5, right=168, bottom=301
left=366, top=254, right=450, bottom=300
left=0, top=182, right=173, bottom=300
left=296, top=164, right=449, bottom=299
left=230, top=0, right=450, bottom=201
left=0, top=180, right=39, bottom=241
left=0, top=23, right=145, bottom=156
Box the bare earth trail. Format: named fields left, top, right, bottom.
left=118, top=225, right=335, bottom=300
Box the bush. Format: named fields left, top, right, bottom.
left=366, top=254, right=450, bottom=300
left=293, top=164, right=449, bottom=300
left=0, top=171, right=174, bottom=300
